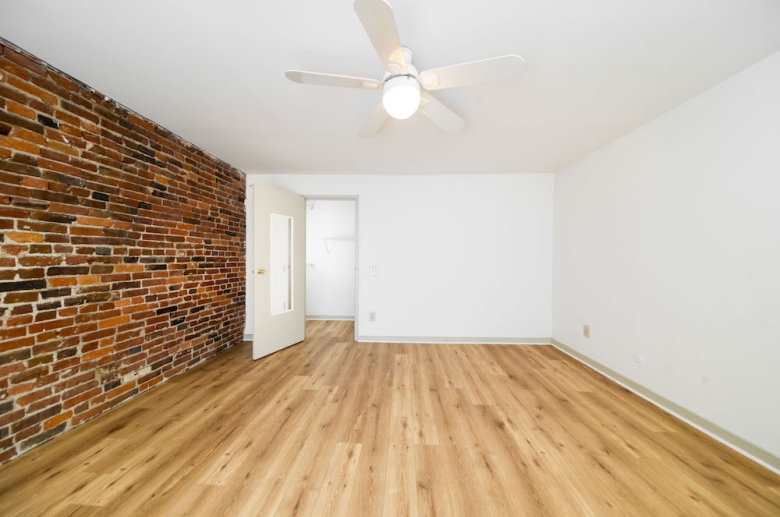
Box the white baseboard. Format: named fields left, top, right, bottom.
left=551, top=339, right=780, bottom=475
left=357, top=336, right=551, bottom=345
left=306, top=315, right=355, bottom=321
left=243, top=334, right=252, bottom=341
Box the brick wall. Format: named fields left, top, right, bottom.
left=0, top=40, right=246, bottom=464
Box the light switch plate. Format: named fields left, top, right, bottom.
left=369, top=266, right=377, bottom=277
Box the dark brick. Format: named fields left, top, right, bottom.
left=20, top=423, right=67, bottom=451
left=151, top=357, right=173, bottom=370
left=0, top=349, right=32, bottom=365
left=0, top=110, right=44, bottom=135
left=37, top=300, right=62, bottom=311
left=138, top=145, right=155, bottom=157
left=48, top=266, right=90, bottom=276
left=37, top=114, right=59, bottom=129
left=64, top=296, right=86, bottom=307
left=42, top=171, right=86, bottom=188
left=41, top=288, right=71, bottom=299
left=85, top=293, right=111, bottom=303
left=31, top=190, right=79, bottom=205
left=0, top=280, right=46, bottom=293
left=31, top=212, right=77, bottom=224
left=103, top=379, right=121, bottom=392
left=11, top=405, right=61, bottom=434
left=92, top=192, right=109, bottom=201
left=112, top=281, right=140, bottom=290
left=57, top=347, right=78, bottom=359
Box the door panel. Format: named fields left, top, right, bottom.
left=253, top=184, right=306, bottom=360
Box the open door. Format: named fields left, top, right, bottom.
left=252, top=184, right=306, bottom=360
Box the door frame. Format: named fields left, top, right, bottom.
left=303, top=195, right=360, bottom=342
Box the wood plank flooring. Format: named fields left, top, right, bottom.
left=0, top=320, right=778, bottom=516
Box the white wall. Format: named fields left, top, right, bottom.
left=554, top=51, right=780, bottom=457
left=306, top=200, right=356, bottom=318
left=247, top=174, right=554, bottom=341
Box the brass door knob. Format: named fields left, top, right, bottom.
left=256, top=269, right=265, bottom=275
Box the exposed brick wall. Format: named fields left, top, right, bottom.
left=0, top=39, right=246, bottom=464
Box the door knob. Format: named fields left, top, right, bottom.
left=257, top=269, right=265, bottom=275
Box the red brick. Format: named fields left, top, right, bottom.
left=0, top=327, right=26, bottom=340
left=6, top=315, right=33, bottom=327
left=0, top=337, right=34, bottom=353
left=6, top=75, right=58, bottom=105
left=3, top=47, right=48, bottom=76
left=9, top=382, right=35, bottom=396
left=0, top=59, right=32, bottom=81
left=0, top=42, right=245, bottom=467
left=49, top=72, right=79, bottom=93
left=43, top=410, right=72, bottom=431
left=98, top=315, right=130, bottom=329
left=0, top=136, right=40, bottom=156
left=22, top=176, right=48, bottom=189
left=62, top=387, right=101, bottom=410
left=7, top=101, right=35, bottom=119
left=106, top=382, right=135, bottom=400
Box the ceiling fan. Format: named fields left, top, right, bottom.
left=285, top=0, right=525, bottom=137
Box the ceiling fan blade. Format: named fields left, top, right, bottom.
left=353, top=0, right=407, bottom=74
left=358, top=102, right=388, bottom=138
left=418, top=92, right=465, bottom=133
left=285, top=70, right=382, bottom=90
left=419, top=55, right=525, bottom=91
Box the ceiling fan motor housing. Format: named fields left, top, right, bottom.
left=383, top=47, right=419, bottom=82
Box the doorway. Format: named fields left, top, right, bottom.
left=304, top=197, right=358, bottom=334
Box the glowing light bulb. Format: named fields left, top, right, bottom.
left=382, top=76, right=421, bottom=120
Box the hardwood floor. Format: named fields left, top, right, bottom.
left=0, top=320, right=778, bottom=516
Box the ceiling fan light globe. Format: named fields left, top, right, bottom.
left=382, top=76, right=421, bottom=120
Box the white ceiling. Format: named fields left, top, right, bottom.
left=2, top=0, right=780, bottom=174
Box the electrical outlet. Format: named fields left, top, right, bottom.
left=369, top=311, right=376, bottom=322
left=583, top=324, right=590, bottom=338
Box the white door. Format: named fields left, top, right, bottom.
left=252, top=184, right=306, bottom=360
